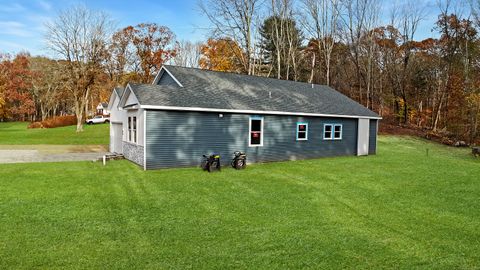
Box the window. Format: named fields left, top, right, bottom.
left=128, top=116, right=137, bottom=143
left=132, top=117, right=137, bottom=143
left=128, top=117, right=132, bottom=141
left=333, top=124, right=342, bottom=140
left=323, top=124, right=333, bottom=140
left=249, top=116, right=263, bottom=146
left=296, top=122, right=308, bottom=140
left=323, top=124, right=343, bottom=140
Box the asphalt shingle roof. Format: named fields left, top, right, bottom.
left=128, top=65, right=380, bottom=118
left=114, top=87, right=124, bottom=99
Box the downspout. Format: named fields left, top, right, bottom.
left=143, top=109, right=147, bottom=171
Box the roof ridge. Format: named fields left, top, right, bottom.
left=164, top=64, right=329, bottom=88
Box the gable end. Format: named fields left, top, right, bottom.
left=152, top=66, right=183, bottom=87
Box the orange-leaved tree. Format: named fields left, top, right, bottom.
left=0, top=54, right=35, bottom=121
left=199, top=38, right=244, bottom=73
left=110, top=23, right=178, bottom=84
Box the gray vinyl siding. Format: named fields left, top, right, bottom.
left=369, top=120, right=377, bottom=154
left=145, top=110, right=361, bottom=169
left=156, top=72, right=178, bottom=86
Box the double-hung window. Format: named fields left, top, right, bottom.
left=324, top=124, right=342, bottom=140
left=249, top=116, right=263, bottom=146
left=296, top=122, right=308, bottom=140
left=333, top=124, right=342, bottom=140
left=323, top=124, right=333, bottom=140
left=128, top=116, right=137, bottom=143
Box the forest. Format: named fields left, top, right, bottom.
left=1, top=0, right=480, bottom=143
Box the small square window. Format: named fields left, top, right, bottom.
left=296, top=123, right=308, bottom=140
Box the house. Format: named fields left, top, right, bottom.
left=96, top=102, right=110, bottom=116
left=108, top=65, right=381, bottom=170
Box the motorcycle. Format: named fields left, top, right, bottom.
left=201, top=154, right=221, bottom=172
left=231, top=151, right=247, bottom=170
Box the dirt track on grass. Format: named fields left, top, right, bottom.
left=0, top=145, right=109, bottom=164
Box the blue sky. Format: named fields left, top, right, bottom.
left=0, top=0, right=448, bottom=57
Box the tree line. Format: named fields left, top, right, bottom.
left=1, top=0, right=480, bottom=143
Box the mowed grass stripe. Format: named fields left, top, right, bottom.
left=0, top=136, right=479, bottom=269
left=0, top=122, right=109, bottom=145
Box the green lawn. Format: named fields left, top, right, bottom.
left=0, top=136, right=479, bottom=269
left=0, top=122, right=109, bottom=145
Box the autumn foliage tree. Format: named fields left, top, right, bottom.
left=109, top=23, right=177, bottom=84
left=199, top=38, right=244, bottom=72
left=0, top=54, right=35, bottom=121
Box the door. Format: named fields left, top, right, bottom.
left=357, top=118, right=370, bottom=156
left=110, top=123, right=123, bottom=153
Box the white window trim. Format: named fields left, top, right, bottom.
left=296, top=122, right=308, bottom=141
left=323, top=124, right=333, bottom=140
left=248, top=116, right=264, bottom=147
left=333, top=124, right=343, bottom=140
left=133, top=116, right=137, bottom=143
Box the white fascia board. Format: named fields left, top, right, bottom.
left=118, top=84, right=141, bottom=110
left=117, top=84, right=132, bottom=109
left=107, top=90, right=116, bottom=110
left=139, top=105, right=382, bottom=120
left=151, top=66, right=183, bottom=87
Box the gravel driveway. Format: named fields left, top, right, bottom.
left=0, top=145, right=109, bottom=164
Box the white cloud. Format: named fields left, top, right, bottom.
left=0, top=40, right=34, bottom=55
left=0, top=3, right=25, bottom=13
left=0, top=21, right=33, bottom=37
left=37, top=0, right=52, bottom=11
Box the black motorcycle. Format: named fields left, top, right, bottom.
left=201, top=154, right=221, bottom=172
left=231, top=151, right=247, bottom=170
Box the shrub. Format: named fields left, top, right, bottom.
left=27, top=122, right=43, bottom=129
left=28, top=115, right=77, bottom=129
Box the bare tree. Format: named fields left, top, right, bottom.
left=259, top=0, right=303, bottom=80
left=30, top=57, right=66, bottom=120
left=302, top=0, right=340, bottom=85
left=45, top=5, right=112, bottom=132
left=339, top=0, right=379, bottom=107
left=199, top=0, right=263, bottom=75
left=389, top=0, right=425, bottom=122
left=174, top=40, right=203, bottom=68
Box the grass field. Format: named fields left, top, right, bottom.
left=0, top=136, right=479, bottom=269
left=0, top=122, right=109, bottom=145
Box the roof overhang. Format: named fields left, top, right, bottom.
left=117, top=84, right=140, bottom=110
left=139, top=105, right=382, bottom=120
left=107, top=89, right=118, bottom=110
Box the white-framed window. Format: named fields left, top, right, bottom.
left=128, top=116, right=137, bottom=143
left=296, top=122, right=308, bottom=141
left=323, top=124, right=333, bottom=140
left=249, top=116, right=263, bottom=147
left=333, top=124, right=342, bottom=140
left=323, top=123, right=342, bottom=140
